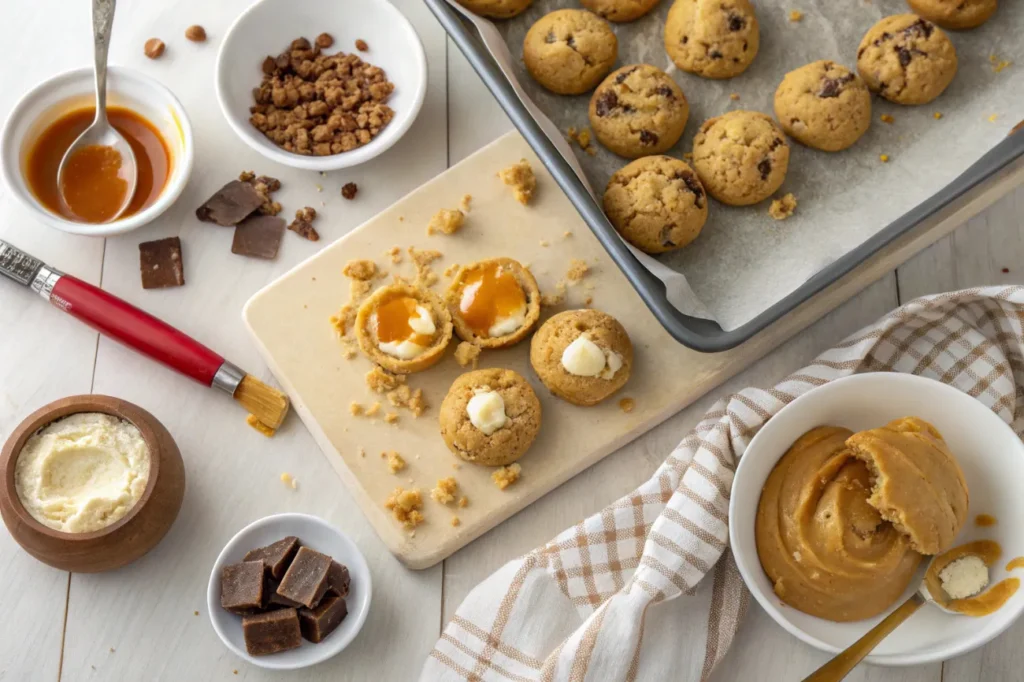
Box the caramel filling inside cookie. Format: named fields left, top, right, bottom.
left=372, top=294, right=436, bottom=360
left=458, top=263, right=528, bottom=338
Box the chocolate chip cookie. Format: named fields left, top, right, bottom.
left=523, top=10, right=618, bottom=95
left=664, top=0, right=760, bottom=80
left=856, top=15, right=957, bottom=105
left=691, top=110, right=790, bottom=206
left=603, top=156, right=708, bottom=253
left=774, top=61, right=872, bottom=152
left=455, top=0, right=532, bottom=19
left=588, top=65, right=689, bottom=158
left=906, top=0, right=997, bottom=29
left=581, top=0, right=661, bottom=23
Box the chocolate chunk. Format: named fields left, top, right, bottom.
left=545, top=31, right=556, bottom=44
left=594, top=91, right=619, bottom=117
left=196, top=180, right=264, bottom=226
left=262, top=56, right=277, bottom=74
left=615, top=66, right=639, bottom=84
left=659, top=225, right=677, bottom=248
left=654, top=85, right=675, bottom=99
left=904, top=18, right=934, bottom=39
left=328, top=561, right=351, bottom=598
left=242, top=608, right=302, bottom=656
left=728, top=14, right=746, bottom=31
left=769, top=137, right=784, bottom=151
left=341, top=182, right=358, bottom=200
left=221, top=561, right=266, bottom=615
left=277, top=547, right=333, bottom=609
left=244, top=536, right=301, bottom=580
left=638, top=130, right=659, bottom=146
left=757, top=159, right=772, bottom=180
left=275, top=53, right=290, bottom=71
left=873, top=31, right=892, bottom=47
left=288, top=206, right=320, bottom=242
left=897, top=47, right=912, bottom=67
left=681, top=35, right=689, bottom=44
left=709, top=49, right=723, bottom=59
left=232, top=215, right=286, bottom=260
left=817, top=73, right=855, bottom=98
left=566, top=35, right=577, bottom=50
left=291, top=37, right=311, bottom=50
left=676, top=171, right=704, bottom=208
left=139, top=237, right=185, bottom=290
left=298, top=592, right=348, bottom=644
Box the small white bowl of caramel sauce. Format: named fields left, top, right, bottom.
left=0, top=65, right=194, bottom=237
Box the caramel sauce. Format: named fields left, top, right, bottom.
left=975, top=514, right=997, bottom=527
left=458, top=262, right=525, bottom=337
left=26, top=106, right=170, bottom=223
left=375, top=295, right=432, bottom=346
left=925, top=540, right=1020, bottom=617
left=59, top=145, right=129, bottom=223
left=1007, top=557, right=1024, bottom=571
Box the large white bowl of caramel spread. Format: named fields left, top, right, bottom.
left=730, top=373, right=1024, bottom=666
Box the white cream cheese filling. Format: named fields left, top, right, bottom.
left=561, top=334, right=623, bottom=380
left=466, top=389, right=508, bottom=435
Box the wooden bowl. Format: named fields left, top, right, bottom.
left=0, top=395, right=185, bottom=572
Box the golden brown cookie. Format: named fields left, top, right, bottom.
left=589, top=65, right=689, bottom=158
left=439, top=368, right=542, bottom=466
left=906, top=0, right=996, bottom=29
left=455, top=0, right=532, bottom=19
left=355, top=283, right=453, bottom=374
left=445, top=257, right=541, bottom=349
left=691, top=110, right=790, bottom=206
left=523, top=10, right=618, bottom=95
left=530, top=309, right=633, bottom=406
left=664, top=0, right=760, bottom=80
left=603, top=156, right=707, bottom=253
left=773, top=61, right=872, bottom=152
left=581, top=0, right=661, bottom=22
left=856, top=15, right=957, bottom=105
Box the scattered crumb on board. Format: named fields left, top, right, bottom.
left=431, top=477, right=458, bottom=505
left=427, top=208, right=465, bottom=236
left=498, top=159, right=536, bottom=205
left=385, top=488, right=424, bottom=528
left=455, top=341, right=481, bottom=369
left=788, top=9, right=803, bottom=21
left=386, top=451, right=406, bottom=474
left=619, top=397, right=636, bottom=413
left=280, top=473, right=297, bottom=490
left=768, top=193, right=798, bottom=221
left=492, top=463, right=522, bottom=490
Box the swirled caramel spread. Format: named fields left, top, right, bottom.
left=756, top=417, right=969, bottom=622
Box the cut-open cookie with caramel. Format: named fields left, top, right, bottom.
left=355, top=283, right=453, bottom=374
left=444, top=258, right=541, bottom=349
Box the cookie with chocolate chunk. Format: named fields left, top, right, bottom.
left=856, top=14, right=957, bottom=105
left=523, top=10, right=618, bottom=95
left=664, top=0, right=759, bottom=80
left=774, top=61, right=872, bottom=152
left=580, top=0, right=661, bottom=23
left=588, top=64, right=689, bottom=159
left=455, top=0, right=531, bottom=19
left=906, top=0, right=996, bottom=29
left=691, top=110, right=790, bottom=206
left=603, top=156, right=707, bottom=254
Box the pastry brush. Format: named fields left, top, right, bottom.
left=0, top=239, right=289, bottom=429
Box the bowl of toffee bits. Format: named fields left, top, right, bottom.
left=215, top=0, right=427, bottom=171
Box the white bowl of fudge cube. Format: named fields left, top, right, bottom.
left=207, top=513, right=372, bottom=669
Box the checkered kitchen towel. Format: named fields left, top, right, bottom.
left=420, top=287, right=1024, bottom=682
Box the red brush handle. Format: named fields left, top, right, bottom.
left=50, top=275, right=225, bottom=386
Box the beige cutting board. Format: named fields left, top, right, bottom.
left=243, top=131, right=1024, bottom=569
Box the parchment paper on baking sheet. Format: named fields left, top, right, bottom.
left=445, top=0, right=1023, bottom=331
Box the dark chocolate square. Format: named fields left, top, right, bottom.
left=298, top=592, right=348, bottom=643
left=196, top=180, right=264, bottom=226
left=277, top=547, right=332, bottom=609
left=231, top=215, right=285, bottom=260
left=221, top=560, right=265, bottom=615
left=242, top=608, right=302, bottom=656
left=139, top=237, right=185, bottom=289
left=244, top=536, right=301, bottom=581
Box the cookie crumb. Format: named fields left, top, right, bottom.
left=566, top=258, right=589, bottom=283
left=341, top=182, right=359, bottom=200
left=384, top=412, right=399, bottom=424
left=386, top=384, right=429, bottom=417
left=427, top=208, right=465, bottom=236
left=365, top=402, right=382, bottom=417
left=498, top=159, right=537, bottom=205
left=682, top=151, right=694, bottom=162
left=386, top=452, right=406, bottom=474
left=280, top=472, right=298, bottom=489
left=933, top=112, right=943, bottom=120
left=385, top=246, right=402, bottom=264
left=563, top=230, right=573, bottom=238
left=443, top=263, right=461, bottom=279
left=567, top=127, right=597, bottom=155
left=109, top=647, right=116, bottom=653
left=233, top=672, right=238, bottom=676
left=185, top=25, right=207, bottom=42
left=458, top=496, right=469, bottom=508
left=729, top=93, right=740, bottom=101
left=358, top=446, right=366, bottom=458
left=194, top=610, right=199, bottom=616
left=539, top=240, right=549, bottom=247
left=355, top=39, right=369, bottom=51
left=246, top=414, right=277, bottom=438
left=989, top=54, right=1012, bottom=73
left=880, top=114, right=894, bottom=124
left=451, top=516, right=461, bottom=527
left=452, top=463, right=461, bottom=470
left=343, top=259, right=377, bottom=281
left=768, top=193, right=798, bottom=221
left=788, top=9, right=803, bottom=21
left=492, top=463, right=521, bottom=490
left=583, top=295, right=593, bottom=306
left=619, top=397, right=636, bottom=413
left=541, top=282, right=567, bottom=307
left=988, top=114, right=999, bottom=123
left=409, top=247, right=443, bottom=288
left=879, top=154, right=890, bottom=163
left=431, top=477, right=458, bottom=505
left=454, top=341, right=481, bottom=369
left=288, top=206, right=320, bottom=241
left=459, top=194, right=473, bottom=213
left=367, top=366, right=404, bottom=393
left=384, top=487, right=424, bottom=528
left=349, top=401, right=364, bottom=416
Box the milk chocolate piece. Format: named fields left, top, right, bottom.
left=277, top=547, right=332, bottom=609
left=231, top=215, right=286, bottom=260
left=242, top=608, right=302, bottom=656
left=244, top=536, right=300, bottom=580
left=268, top=582, right=304, bottom=609
left=139, top=237, right=185, bottom=289
left=328, top=561, right=351, bottom=598
left=196, top=180, right=264, bottom=226
left=221, top=561, right=265, bottom=615
left=298, top=592, right=348, bottom=643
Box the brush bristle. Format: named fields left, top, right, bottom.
left=236, top=375, right=290, bottom=429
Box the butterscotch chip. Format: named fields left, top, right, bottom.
left=185, top=25, right=207, bottom=42
left=498, top=159, right=536, bottom=205
left=384, top=488, right=424, bottom=527
left=316, top=33, right=334, bottom=48
left=430, top=477, right=458, bottom=505
left=769, top=193, right=798, bottom=220
left=247, top=414, right=277, bottom=437
left=355, top=39, right=369, bottom=52
left=343, top=259, right=377, bottom=281
left=492, top=463, right=522, bottom=490
left=386, top=452, right=406, bottom=474
left=454, top=342, right=481, bottom=369
left=427, top=209, right=465, bottom=236
left=144, top=38, right=165, bottom=59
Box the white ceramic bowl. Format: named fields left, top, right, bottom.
left=0, top=66, right=194, bottom=238
left=216, top=0, right=427, bottom=171
left=207, top=513, right=372, bottom=670
left=730, top=373, right=1024, bottom=666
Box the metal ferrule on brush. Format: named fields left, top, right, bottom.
left=212, top=361, right=246, bottom=397
left=0, top=240, right=62, bottom=301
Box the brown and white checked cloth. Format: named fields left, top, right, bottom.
left=420, top=287, right=1024, bottom=682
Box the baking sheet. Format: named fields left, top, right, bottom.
left=446, top=0, right=1023, bottom=331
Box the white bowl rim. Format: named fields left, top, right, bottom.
left=206, top=512, right=373, bottom=670
left=0, top=64, right=195, bottom=238
left=728, top=372, right=1024, bottom=666
left=214, top=0, right=428, bottom=172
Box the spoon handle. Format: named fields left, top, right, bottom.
left=800, top=592, right=925, bottom=682
left=91, top=0, right=117, bottom=124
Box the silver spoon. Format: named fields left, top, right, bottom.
left=57, top=0, right=137, bottom=223
left=801, top=555, right=985, bottom=681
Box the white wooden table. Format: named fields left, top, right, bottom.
left=0, top=1, right=1020, bottom=680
